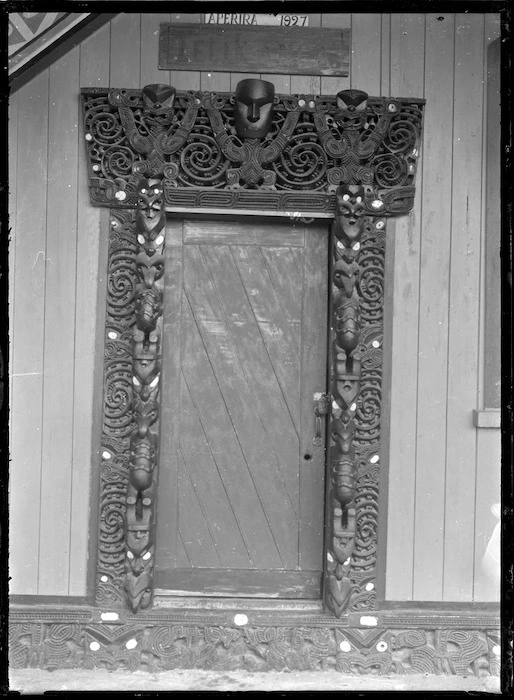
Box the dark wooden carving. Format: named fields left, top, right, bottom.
left=205, top=87, right=300, bottom=189
left=326, top=183, right=366, bottom=616
left=9, top=608, right=500, bottom=676
left=96, top=210, right=137, bottom=608
left=86, top=83, right=424, bottom=615
left=124, top=178, right=166, bottom=612
left=81, top=85, right=423, bottom=215
left=325, top=175, right=386, bottom=615
left=233, top=78, right=275, bottom=139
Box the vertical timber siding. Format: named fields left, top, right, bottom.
left=9, top=13, right=500, bottom=601
left=383, top=13, right=501, bottom=602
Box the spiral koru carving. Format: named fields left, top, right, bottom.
left=113, top=84, right=200, bottom=180
left=96, top=212, right=137, bottom=607
left=206, top=93, right=300, bottom=190
left=325, top=183, right=385, bottom=617
left=82, top=85, right=423, bottom=213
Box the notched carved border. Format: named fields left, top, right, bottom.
left=97, top=210, right=137, bottom=609
left=9, top=612, right=500, bottom=675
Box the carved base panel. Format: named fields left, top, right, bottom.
left=9, top=607, right=500, bottom=676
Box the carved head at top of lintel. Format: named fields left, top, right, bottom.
left=336, top=89, right=368, bottom=113
left=142, top=83, right=176, bottom=114
left=234, top=79, right=275, bottom=139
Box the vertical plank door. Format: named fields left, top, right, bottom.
left=155, top=217, right=329, bottom=598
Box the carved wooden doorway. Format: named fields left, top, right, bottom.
left=83, top=83, right=424, bottom=614
left=154, top=216, right=329, bottom=598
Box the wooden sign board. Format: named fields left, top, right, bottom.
left=204, top=13, right=309, bottom=27
left=159, top=23, right=349, bottom=76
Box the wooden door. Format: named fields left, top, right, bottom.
left=155, top=217, right=328, bottom=598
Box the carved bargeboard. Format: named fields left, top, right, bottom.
left=83, top=84, right=424, bottom=614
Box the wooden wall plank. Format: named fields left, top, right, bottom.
left=180, top=292, right=284, bottom=568
left=109, top=13, right=141, bottom=87
left=84, top=206, right=110, bottom=599
left=482, top=34, right=501, bottom=409
left=38, top=48, right=81, bottom=595
left=68, top=22, right=111, bottom=596
left=178, top=449, right=222, bottom=568
left=473, top=428, right=501, bottom=601
left=232, top=246, right=301, bottom=426
left=291, top=14, right=321, bottom=95
left=168, top=14, right=201, bottom=91
left=290, top=74, right=321, bottom=95
left=443, top=14, right=485, bottom=601
left=376, top=208, right=396, bottom=601
left=154, top=456, right=178, bottom=572
left=155, top=219, right=183, bottom=572
left=184, top=219, right=304, bottom=246
left=184, top=244, right=299, bottom=565
left=260, top=247, right=302, bottom=322
left=350, top=14, right=381, bottom=94
left=473, top=15, right=501, bottom=603
left=200, top=71, right=231, bottom=92
left=178, top=377, right=251, bottom=568
left=141, top=13, right=171, bottom=87
left=299, top=224, right=328, bottom=570
left=385, top=14, right=425, bottom=601
left=78, top=22, right=111, bottom=90
left=380, top=14, right=391, bottom=95
left=261, top=74, right=291, bottom=94
left=230, top=73, right=260, bottom=90
left=8, top=92, right=18, bottom=407
left=412, top=14, right=455, bottom=602
left=320, top=14, right=351, bottom=94
left=9, top=71, right=50, bottom=594
left=376, top=15, right=393, bottom=600
left=201, top=244, right=300, bottom=503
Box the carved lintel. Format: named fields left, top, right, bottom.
left=82, top=84, right=424, bottom=211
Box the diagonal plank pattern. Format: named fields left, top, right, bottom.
left=156, top=218, right=328, bottom=594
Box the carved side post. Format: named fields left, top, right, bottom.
left=124, top=178, right=165, bottom=612
left=325, top=184, right=367, bottom=616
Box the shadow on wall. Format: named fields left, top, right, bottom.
left=479, top=503, right=500, bottom=599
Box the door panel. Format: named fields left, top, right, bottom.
left=155, top=217, right=328, bottom=598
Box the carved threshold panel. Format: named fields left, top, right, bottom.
left=82, top=83, right=425, bottom=615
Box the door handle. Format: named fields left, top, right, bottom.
left=312, top=392, right=331, bottom=446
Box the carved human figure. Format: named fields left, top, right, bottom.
left=336, top=88, right=368, bottom=114
left=325, top=180, right=369, bottom=617
left=142, top=83, right=176, bottom=114
left=234, top=79, right=275, bottom=139
left=334, top=184, right=366, bottom=247
left=114, top=85, right=201, bottom=179
left=206, top=79, right=301, bottom=188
